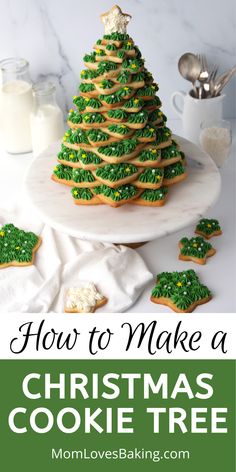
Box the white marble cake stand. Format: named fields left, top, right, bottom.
left=24, top=136, right=221, bottom=244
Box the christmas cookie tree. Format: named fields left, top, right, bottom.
left=52, top=5, right=187, bottom=207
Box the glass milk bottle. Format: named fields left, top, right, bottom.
left=0, top=58, right=33, bottom=153
left=30, top=81, right=64, bottom=156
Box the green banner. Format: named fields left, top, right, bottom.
left=0, top=360, right=235, bottom=471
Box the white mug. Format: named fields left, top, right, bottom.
left=171, top=91, right=225, bottom=144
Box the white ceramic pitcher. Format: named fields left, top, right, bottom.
left=171, top=91, right=225, bottom=144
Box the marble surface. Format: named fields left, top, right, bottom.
left=0, top=0, right=235, bottom=119
left=24, top=135, right=221, bottom=244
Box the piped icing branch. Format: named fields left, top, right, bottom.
left=140, top=187, right=168, bottom=201
left=95, top=163, right=137, bottom=182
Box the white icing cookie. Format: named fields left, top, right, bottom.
left=100, top=5, right=131, bottom=35
left=64, top=283, right=107, bottom=313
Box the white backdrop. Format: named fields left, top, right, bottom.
left=0, top=0, right=235, bottom=118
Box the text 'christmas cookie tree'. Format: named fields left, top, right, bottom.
left=52, top=5, right=187, bottom=207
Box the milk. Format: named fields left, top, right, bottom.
left=200, top=127, right=232, bottom=167
left=0, top=80, right=33, bottom=153
left=30, top=104, right=64, bottom=156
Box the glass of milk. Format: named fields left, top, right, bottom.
left=30, top=81, right=65, bottom=156
left=200, top=119, right=232, bottom=168
left=0, top=58, right=33, bottom=153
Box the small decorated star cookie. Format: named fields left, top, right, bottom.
left=178, top=236, right=216, bottom=265
left=100, top=5, right=131, bottom=35
left=150, top=269, right=212, bottom=313
left=195, top=218, right=222, bottom=239
left=0, top=223, right=41, bottom=269
left=64, top=283, right=107, bottom=313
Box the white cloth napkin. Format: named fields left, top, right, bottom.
left=0, top=206, right=153, bottom=313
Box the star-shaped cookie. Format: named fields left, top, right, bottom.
left=178, top=236, right=216, bottom=265
left=64, top=283, right=107, bottom=313
left=0, top=223, right=41, bottom=269
left=100, top=5, right=131, bottom=35
left=195, top=218, right=222, bottom=239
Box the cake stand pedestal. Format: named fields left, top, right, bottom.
left=24, top=136, right=221, bottom=245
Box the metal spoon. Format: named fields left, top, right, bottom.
left=178, top=53, right=202, bottom=97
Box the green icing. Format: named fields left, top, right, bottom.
left=73, top=96, right=86, bottom=111
left=92, top=185, right=103, bottom=195
left=96, top=39, right=102, bottom=45
left=67, top=110, right=82, bottom=124
left=127, top=110, right=148, bottom=124
left=164, top=162, right=186, bottom=180
left=117, top=50, right=125, bottom=59
left=95, top=163, right=137, bottom=182
left=97, top=61, right=118, bottom=74
left=98, top=138, right=137, bottom=157
left=77, top=149, right=102, bottom=165
left=117, top=71, right=130, bottom=83
left=84, top=98, right=102, bottom=109
left=53, top=164, right=73, bottom=180
left=122, top=40, right=134, bottom=50
left=106, top=43, right=117, bottom=51
left=140, top=187, right=168, bottom=202
left=79, top=83, right=96, bottom=93
left=123, top=97, right=144, bottom=109
left=149, top=109, right=167, bottom=124
left=144, top=96, right=162, bottom=108
left=122, top=58, right=144, bottom=72
left=180, top=236, right=212, bottom=259
left=80, top=69, right=99, bottom=80
left=103, top=32, right=130, bottom=41
left=95, top=48, right=106, bottom=56
left=99, top=86, right=132, bottom=104
left=83, top=52, right=96, bottom=63
left=58, top=146, right=79, bottom=163
left=98, top=79, right=114, bottom=90
left=135, top=124, right=156, bottom=139
left=131, top=71, right=145, bottom=82
left=82, top=112, right=105, bottom=124
left=63, top=129, right=89, bottom=145
left=151, top=269, right=211, bottom=310
left=137, top=84, right=158, bottom=97
left=196, top=219, right=221, bottom=235
left=99, top=91, right=123, bottom=104
left=108, top=123, right=131, bottom=135
left=143, top=70, right=154, bottom=83
left=99, top=184, right=138, bottom=201
left=71, top=187, right=93, bottom=200
left=107, top=109, right=128, bottom=120
left=138, top=167, right=164, bottom=184
left=161, top=144, right=181, bottom=160
left=72, top=168, right=95, bottom=183
left=0, top=223, right=39, bottom=265
left=134, top=46, right=142, bottom=59
left=138, top=148, right=161, bottom=162
left=87, top=129, right=110, bottom=143
left=154, top=126, right=172, bottom=145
